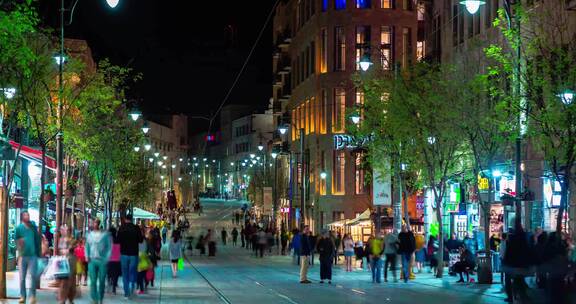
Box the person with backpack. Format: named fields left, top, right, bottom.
left=398, top=225, right=416, bottom=283
left=369, top=232, right=385, bottom=283
left=85, top=218, right=112, bottom=304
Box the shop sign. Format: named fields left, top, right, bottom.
left=478, top=175, right=489, bottom=191
left=333, top=134, right=373, bottom=150
left=543, top=178, right=562, bottom=207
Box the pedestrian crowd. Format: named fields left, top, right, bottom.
left=14, top=210, right=187, bottom=304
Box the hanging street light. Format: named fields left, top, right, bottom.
left=133, top=146, right=140, bottom=152
left=320, top=172, right=327, bottom=179
left=557, top=90, right=574, bottom=105
left=350, top=112, right=361, bottom=124
left=129, top=108, right=141, bottom=121
left=250, top=153, right=256, bottom=159
left=154, top=152, right=160, bottom=158
left=141, top=121, right=150, bottom=134
left=163, top=156, right=168, bottom=160
left=144, top=143, right=152, bottom=151
left=258, top=144, right=264, bottom=151
left=271, top=152, right=278, bottom=159
left=171, top=164, right=176, bottom=169
left=278, top=124, right=289, bottom=135
left=2, top=87, right=16, bottom=99
left=53, top=54, right=67, bottom=66
left=106, top=0, right=120, bottom=8
left=358, top=53, right=373, bottom=72
left=148, top=158, right=154, bottom=163
left=157, top=161, right=163, bottom=166
left=460, top=0, right=485, bottom=14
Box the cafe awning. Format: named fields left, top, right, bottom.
left=9, top=140, right=57, bottom=171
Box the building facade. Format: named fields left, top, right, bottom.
left=273, top=0, right=420, bottom=234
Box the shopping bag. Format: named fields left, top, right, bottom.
left=146, top=268, right=155, bottom=281
left=137, top=253, right=151, bottom=272
left=45, top=256, right=70, bottom=279
left=177, top=257, right=184, bottom=270
left=36, top=257, right=48, bottom=279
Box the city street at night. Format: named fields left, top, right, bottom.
left=1, top=0, right=575, bottom=303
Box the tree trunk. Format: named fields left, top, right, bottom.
left=556, top=175, right=569, bottom=232
left=38, top=144, right=46, bottom=237
left=435, top=195, right=444, bottom=278
left=393, top=170, right=403, bottom=232
left=403, top=189, right=411, bottom=230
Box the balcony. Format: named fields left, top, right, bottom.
left=274, top=28, right=292, bottom=48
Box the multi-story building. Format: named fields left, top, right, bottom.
left=273, top=0, right=420, bottom=235
left=145, top=114, right=191, bottom=207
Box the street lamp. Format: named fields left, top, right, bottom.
left=133, top=146, right=140, bottom=152
left=157, top=161, right=163, bottom=166
left=171, top=164, right=176, bottom=169
left=358, top=53, right=373, bottom=72
left=251, top=159, right=257, bottom=164
left=148, top=158, right=154, bottom=163
left=154, top=152, right=160, bottom=158
left=320, top=172, right=327, bottom=179
left=163, top=156, right=168, bottom=160
left=557, top=90, right=574, bottom=105
left=278, top=124, right=289, bottom=135
left=250, top=153, right=256, bottom=159
left=350, top=112, right=361, bottom=124
left=460, top=0, right=485, bottom=14
left=230, top=162, right=235, bottom=166
left=53, top=54, right=67, bottom=65
left=492, top=170, right=502, bottom=178
left=106, top=0, right=120, bottom=8
left=129, top=108, right=141, bottom=121
left=144, top=143, right=152, bottom=151
left=1, top=87, right=15, bottom=99
left=258, top=144, right=264, bottom=151
left=178, top=177, right=182, bottom=182
left=141, top=121, right=150, bottom=134
left=271, top=152, right=278, bottom=159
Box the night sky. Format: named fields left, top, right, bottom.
left=39, top=0, right=275, bottom=131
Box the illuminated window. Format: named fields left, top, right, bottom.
left=355, top=88, right=364, bottom=123
left=291, top=109, right=296, bottom=141
left=356, top=0, right=370, bottom=9
left=355, top=152, right=365, bottom=194
left=309, top=97, right=315, bottom=133
left=355, top=26, right=370, bottom=71
left=333, top=151, right=346, bottom=195
left=335, top=26, right=346, bottom=71
left=417, top=41, right=425, bottom=61
left=322, top=0, right=328, bottom=11
left=332, top=88, right=346, bottom=133
left=380, top=26, right=393, bottom=70
left=417, top=3, right=425, bottom=21
left=335, top=0, right=346, bottom=10
left=320, top=89, right=327, bottom=134
left=381, top=0, right=392, bottom=8
left=305, top=100, right=310, bottom=134
left=402, top=0, right=412, bottom=10
left=320, top=28, right=328, bottom=73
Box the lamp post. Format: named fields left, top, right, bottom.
left=53, top=0, right=121, bottom=257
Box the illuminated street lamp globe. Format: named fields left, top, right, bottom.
left=141, top=121, right=150, bottom=134
left=358, top=54, right=373, bottom=72
left=460, top=0, right=485, bottom=14
left=157, top=161, right=163, bottom=166
left=148, top=158, right=154, bottom=163
left=320, top=172, right=327, bottom=179
left=162, top=165, right=167, bottom=169
left=271, top=152, right=278, bottom=159
left=171, top=164, right=176, bottom=169
left=251, top=159, right=257, bottom=164
left=133, top=146, right=140, bottom=152
left=163, top=156, right=168, bottom=160
left=144, top=143, right=152, bottom=151
left=53, top=54, right=67, bottom=66
left=249, top=153, right=256, bottom=159
left=557, top=90, right=574, bottom=105
left=106, top=0, right=120, bottom=8
left=278, top=124, right=289, bottom=135
left=129, top=108, right=141, bottom=121
left=178, top=177, right=182, bottom=182
left=257, top=144, right=264, bottom=151
left=230, top=162, right=235, bottom=166
left=350, top=113, right=361, bottom=124
left=154, top=152, right=160, bottom=158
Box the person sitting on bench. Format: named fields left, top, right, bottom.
left=454, top=247, right=475, bottom=283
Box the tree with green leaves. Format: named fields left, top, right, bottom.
left=355, top=62, right=470, bottom=278
left=486, top=1, right=576, bottom=233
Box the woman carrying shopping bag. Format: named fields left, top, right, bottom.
left=169, top=230, right=183, bottom=278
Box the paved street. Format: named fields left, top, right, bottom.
left=4, top=198, right=511, bottom=303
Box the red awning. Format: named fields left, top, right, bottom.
left=9, top=140, right=57, bottom=171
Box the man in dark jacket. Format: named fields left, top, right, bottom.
left=299, top=226, right=312, bottom=283
left=398, top=225, right=416, bottom=283
left=117, top=214, right=143, bottom=298
left=317, top=231, right=335, bottom=284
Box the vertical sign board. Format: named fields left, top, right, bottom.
left=373, top=167, right=392, bottom=206
left=263, top=187, right=273, bottom=215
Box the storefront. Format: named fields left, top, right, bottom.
left=543, top=177, right=571, bottom=232
left=5, top=142, right=56, bottom=270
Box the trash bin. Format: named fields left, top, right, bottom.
left=476, top=251, right=493, bottom=284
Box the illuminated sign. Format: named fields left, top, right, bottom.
left=333, top=134, right=373, bottom=150
left=478, top=175, right=489, bottom=191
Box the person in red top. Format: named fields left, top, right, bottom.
left=74, top=237, right=88, bottom=286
